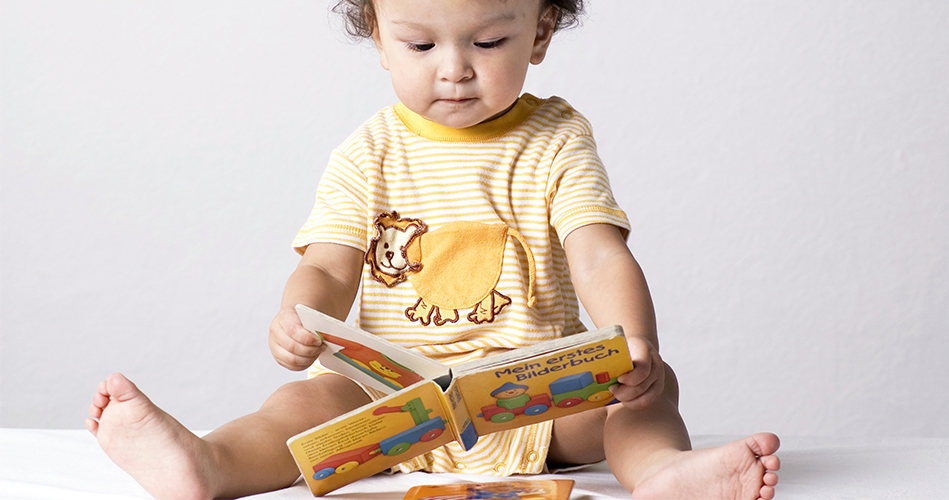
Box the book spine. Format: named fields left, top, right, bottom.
left=437, top=382, right=479, bottom=451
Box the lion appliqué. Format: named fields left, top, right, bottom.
left=367, top=211, right=537, bottom=326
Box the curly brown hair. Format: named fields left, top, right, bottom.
left=332, top=0, right=585, bottom=39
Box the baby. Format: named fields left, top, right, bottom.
left=87, top=1, right=780, bottom=498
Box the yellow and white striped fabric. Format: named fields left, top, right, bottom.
left=293, top=93, right=629, bottom=476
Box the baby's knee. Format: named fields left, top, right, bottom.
left=265, top=375, right=369, bottom=417
left=549, top=407, right=608, bottom=466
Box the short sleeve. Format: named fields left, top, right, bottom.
left=546, top=135, right=630, bottom=242
left=291, top=149, right=370, bottom=254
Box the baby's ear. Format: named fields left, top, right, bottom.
left=531, top=6, right=557, bottom=65
left=371, top=28, right=390, bottom=70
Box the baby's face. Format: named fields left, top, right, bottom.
left=371, top=0, right=554, bottom=129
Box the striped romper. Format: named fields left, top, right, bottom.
left=293, top=93, right=629, bottom=476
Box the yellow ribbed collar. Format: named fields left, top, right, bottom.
left=394, top=94, right=542, bottom=142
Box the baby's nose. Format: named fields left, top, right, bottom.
left=439, top=48, right=474, bottom=82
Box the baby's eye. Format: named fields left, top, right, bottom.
left=474, top=39, right=505, bottom=49
left=406, top=42, right=435, bottom=52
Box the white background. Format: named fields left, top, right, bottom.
left=2, top=1, right=947, bottom=438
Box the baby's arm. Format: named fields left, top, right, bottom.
left=563, top=224, right=664, bottom=410
left=268, top=243, right=363, bottom=371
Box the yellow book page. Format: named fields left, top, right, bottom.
left=287, top=381, right=454, bottom=496
left=454, top=334, right=632, bottom=436
left=403, top=479, right=574, bottom=500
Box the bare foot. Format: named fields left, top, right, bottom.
left=630, top=433, right=781, bottom=500
left=86, top=373, right=220, bottom=499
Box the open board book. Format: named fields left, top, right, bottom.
left=287, top=304, right=632, bottom=496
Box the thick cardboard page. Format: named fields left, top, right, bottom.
left=452, top=329, right=632, bottom=437
left=287, top=380, right=455, bottom=496
left=296, top=304, right=450, bottom=394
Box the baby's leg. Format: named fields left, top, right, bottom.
left=86, top=372, right=370, bottom=499
left=549, top=364, right=780, bottom=500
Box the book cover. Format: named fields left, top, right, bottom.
left=453, top=329, right=630, bottom=436
left=288, top=381, right=455, bottom=495
left=403, top=479, right=574, bottom=500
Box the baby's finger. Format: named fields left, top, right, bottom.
left=619, top=361, right=651, bottom=387
left=274, top=340, right=325, bottom=370
left=609, top=379, right=645, bottom=402
left=282, top=318, right=322, bottom=347
left=274, top=351, right=314, bottom=371
left=610, top=375, right=660, bottom=409
left=272, top=328, right=321, bottom=360
left=286, top=335, right=323, bottom=357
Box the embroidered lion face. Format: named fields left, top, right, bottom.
left=366, top=211, right=427, bottom=287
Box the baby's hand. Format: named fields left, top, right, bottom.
left=268, top=306, right=325, bottom=371
left=610, top=336, right=665, bottom=411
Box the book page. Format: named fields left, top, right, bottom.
left=296, top=305, right=450, bottom=394
left=287, top=380, right=455, bottom=496
left=453, top=332, right=632, bottom=437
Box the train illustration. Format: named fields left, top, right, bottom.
left=318, top=331, right=425, bottom=391
left=312, top=397, right=445, bottom=481
left=478, top=371, right=618, bottom=424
